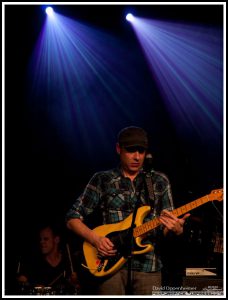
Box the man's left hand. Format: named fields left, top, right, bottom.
left=159, top=209, right=190, bottom=235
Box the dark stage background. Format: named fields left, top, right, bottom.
left=4, top=3, right=224, bottom=294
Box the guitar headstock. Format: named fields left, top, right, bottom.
left=208, top=189, right=223, bottom=202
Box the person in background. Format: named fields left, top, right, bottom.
left=16, top=223, right=81, bottom=295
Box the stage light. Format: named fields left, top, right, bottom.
left=45, top=7, right=54, bottom=16
left=126, top=13, right=134, bottom=22
left=129, top=17, right=223, bottom=142
left=29, top=11, right=145, bottom=165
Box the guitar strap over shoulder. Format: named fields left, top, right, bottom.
left=144, top=172, right=155, bottom=210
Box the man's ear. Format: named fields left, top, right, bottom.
left=116, top=143, right=121, bottom=155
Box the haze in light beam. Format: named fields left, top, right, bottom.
left=129, top=17, right=223, bottom=144
left=27, top=12, right=152, bottom=164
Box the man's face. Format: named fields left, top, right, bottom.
left=39, top=227, right=58, bottom=255
left=116, top=144, right=146, bottom=175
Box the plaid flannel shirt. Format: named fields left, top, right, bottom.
left=66, top=166, right=174, bottom=272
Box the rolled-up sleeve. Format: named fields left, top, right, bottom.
left=65, top=173, right=102, bottom=222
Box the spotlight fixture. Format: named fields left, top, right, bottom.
left=45, top=7, right=54, bottom=16
left=126, top=13, right=134, bottom=22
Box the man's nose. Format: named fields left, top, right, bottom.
left=133, top=151, right=140, bottom=159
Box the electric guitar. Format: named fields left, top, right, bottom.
left=83, top=189, right=223, bottom=277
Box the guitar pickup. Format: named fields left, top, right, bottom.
left=97, top=261, right=104, bottom=272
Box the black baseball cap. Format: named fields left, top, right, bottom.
left=117, top=126, right=148, bottom=149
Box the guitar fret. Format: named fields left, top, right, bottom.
left=133, top=218, right=161, bottom=237
left=172, top=196, right=208, bottom=217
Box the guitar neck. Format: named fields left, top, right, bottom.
left=133, top=194, right=211, bottom=238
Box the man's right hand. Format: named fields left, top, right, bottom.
left=94, top=236, right=117, bottom=257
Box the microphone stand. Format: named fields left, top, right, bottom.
left=125, top=199, right=141, bottom=295
left=125, top=156, right=154, bottom=295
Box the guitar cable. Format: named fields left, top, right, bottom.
left=81, top=263, right=96, bottom=270
left=211, top=201, right=223, bottom=221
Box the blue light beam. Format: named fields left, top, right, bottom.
left=129, top=17, right=223, bottom=144
left=27, top=12, right=150, bottom=164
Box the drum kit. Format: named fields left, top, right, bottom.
left=16, top=243, right=79, bottom=295
left=30, top=286, right=54, bottom=295
left=17, top=283, right=78, bottom=295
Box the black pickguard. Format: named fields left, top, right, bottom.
left=100, top=228, right=142, bottom=272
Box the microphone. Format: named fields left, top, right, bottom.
left=144, top=153, right=153, bottom=172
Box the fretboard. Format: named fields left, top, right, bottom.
left=133, top=194, right=211, bottom=238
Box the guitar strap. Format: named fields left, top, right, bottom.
left=144, top=172, right=155, bottom=212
